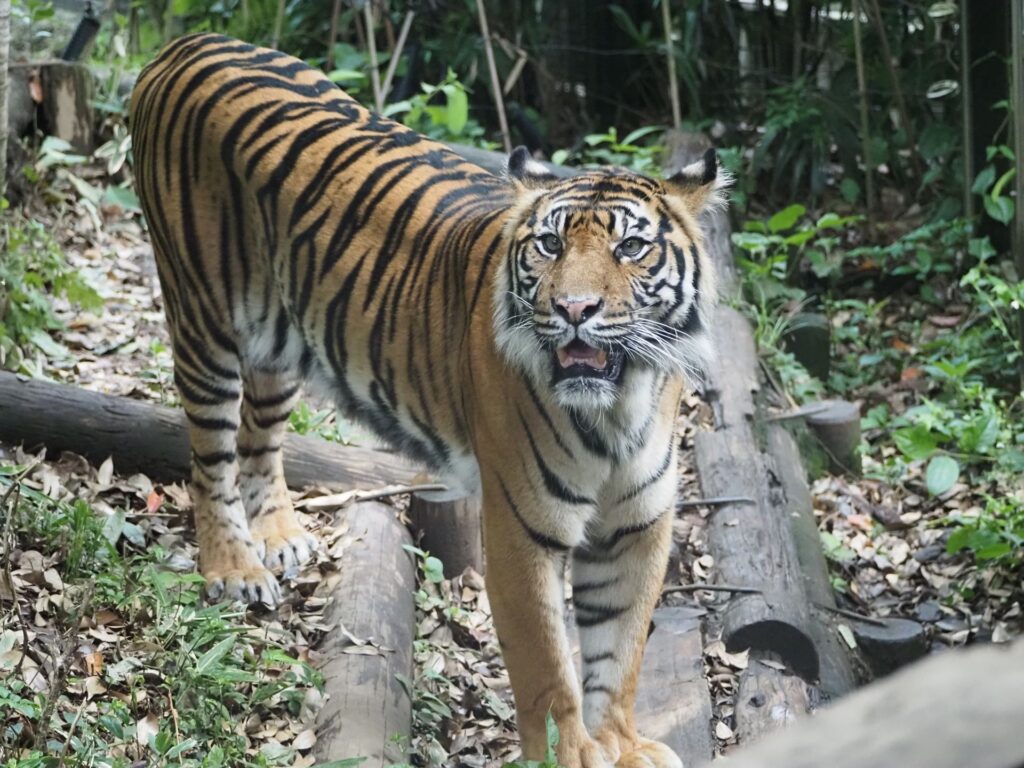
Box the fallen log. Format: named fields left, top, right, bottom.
left=635, top=606, right=714, bottom=766
left=315, top=501, right=416, bottom=766
left=735, top=656, right=811, bottom=743
left=0, top=371, right=424, bottom=490
left=700, top=639, right=1024, bottom=768
left=407, top=493, right=484, bottom=576
left=666, top=129, right=854, bottom=697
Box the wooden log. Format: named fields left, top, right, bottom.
left=669, top=128, right=854, bottom=697
left=39, top=62, right=94, bottom=152
left=315, top=501, right=416, bottom=766
left=635, top=606, right=714, bottom=766
left=0, top=371, right=425, bottom=490
left=406, top=493, right=483, bottom=577
left=694, top=309, right=821, bottom=684
left=735, top=656, right=811, bottom=743
left=804, top=399, right=862, bottom=476
left=851, top=617, right=928, bottom=678
left=697, top=639, right=1024, bottom=768
left=445, top=141, right=574, bottom=178
left=781, top=312, right=831, bottom=381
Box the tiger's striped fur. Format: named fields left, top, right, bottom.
left=130, top=33, right=725, bottom=767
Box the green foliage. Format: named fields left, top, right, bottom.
left=288, top=401, right=362, bottom=445
left=947, top=497, right=1024, bottom=568
left=0, top=210, right=103, bottom=373
left=552, top=126, right=665, bottom=177
left=384, top=71, right=491, bottom=147
left=0, top=470, right=326, bottom=767
left=501, top=713, right=561, bottom=768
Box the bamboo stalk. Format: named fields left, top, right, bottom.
left=1011, top=0, right=1024, bottom=385
left=362, top=0, right=383, bottom=113
left=475, top=0, right=511, bottom=153
left=661, top=0, right=682, bottom=129
left=271, top=0, right=286, bottom=49
left=326, top=0, right=344, bottom=70
left=852, top=0, right=875, bottom=213
left=380, top=10, right=414, bottom=101
left=866, top=0, right=924, bottom=180
left=959, top=0, right=974, bottom=220
left=0, top=0, right=9, bottom=197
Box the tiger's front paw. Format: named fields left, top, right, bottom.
left=615, top=739, right=683, bottom=768
left=250, top=513, right=319, bottom=573
left=204, top=564, right=281, bottom=607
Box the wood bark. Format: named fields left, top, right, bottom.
left=40, top=62, right=94, bottom=152
left=315, top=501, right=416, bottom=766
left=407, top=493, right=483, bottom=576
left=0, top=371, right=425, bottom=490
left=804, top=399, right=861, bottom=476
left=634, top=606, right=714, bottom=766
left=735, top=658, right=811, bottom=743
left=699, top=639, right=1024, bottom=768
left=666, top=130, right=854, bottom=696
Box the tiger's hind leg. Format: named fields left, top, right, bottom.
left=238, top=368, right=318, bottom=572
left=174, top=346, right=280, bottom=606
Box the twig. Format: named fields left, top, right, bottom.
left=475, top=0, right=511, bottom=153
left=361, top=0, right=383, bottom=113
left=764, top=402, right=833, bottom=422
left=678, top=495, right=756, bottom=509
left=380, top=10, right=414, bottom=102
left=660, top=0, right=682, bottom=129
left=663, top=583, right=763, bottom=595
left=813, top=602, right=887, bottom=627
left=299, top=482, right=449, bottom=511
left=271, top=0, right=286, bottom=50
left=57, top=698, right=88, bottom=767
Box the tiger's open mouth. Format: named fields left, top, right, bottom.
left=552, top=338, right=625, bottom=383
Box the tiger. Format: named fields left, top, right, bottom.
left=129, top=33, right=725, bottom=768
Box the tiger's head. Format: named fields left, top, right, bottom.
left=494, top=146, right=727, bottom=411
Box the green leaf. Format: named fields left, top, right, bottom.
left=621, top=125, right=664, bottom=146
left=544, top=711, right=560, bottom=762
left=971, top=165, right=996, bottom=194
left=820, top=531, right=856, bottom=564
left=983, top=195, right=1014, bottom=224
left=313, top=760, right=367, bottom=768
left=839, top=177, right=860, bottom=204
left=893, top=425, right=940, bottom=461
left=443, top=86, right=468, bottom=136
left=925, top=455, right=959, bottom=496
left=423, top=555, right=444, bottom=583
left=195, top=635, right=236, bottom=676
left=767, top=204, right=806, bottom=233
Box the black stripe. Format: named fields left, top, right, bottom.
left=574, top=601, right=628, bottom=628
left=582, top=651, right=616, bottom=664
left=520, top=412, right=594, bottom=506
left=498, top=477, right=569, bottom=552
left=605, top=510, right=667, bottom=549
left=572, top=578, right=616, bottom=594
left=186, top=413, right=239, bottom=431
left=617, top=448, right=675, bottom=504
left=244, top=384, right=300, bottom=410
left=237, top=444, right=281, bottom=459
left=192, top=449, right=236, bottom=466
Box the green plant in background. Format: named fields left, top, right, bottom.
left=384, top=71, right=491, bottom=146
left=552, top=126, right=665, bottom=176
left=0, top=210, right=103, bottom=374
left=947, top=496, right=1024, bottom=568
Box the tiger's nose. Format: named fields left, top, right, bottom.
left=553, top=296, right=603, bottom=325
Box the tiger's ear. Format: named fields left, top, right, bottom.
left=664, top=148, right=730, bottom=212
left=506, top=145, right=558, bottom=191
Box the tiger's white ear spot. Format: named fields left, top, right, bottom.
left=506, top=145, right=558, bottom=190
left=665, top=148, right=731, bottom=212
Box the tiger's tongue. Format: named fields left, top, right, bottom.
left=557, top=339, right=608, bottom=370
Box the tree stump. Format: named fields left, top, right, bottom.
left=40, top=62, right=94, bottom=152
left=406, top=493, right=484, bottom=576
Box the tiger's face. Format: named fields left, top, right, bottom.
left=494, top=147, right=727, bottom=411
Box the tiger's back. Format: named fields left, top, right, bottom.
left=131, top=33, right=727, bottom=768
left=132, top=33, right=508, bottom=478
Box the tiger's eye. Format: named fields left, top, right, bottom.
left=618, top=237, right=647, bottom=259
left=538, top=233, right=563, bottom=255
